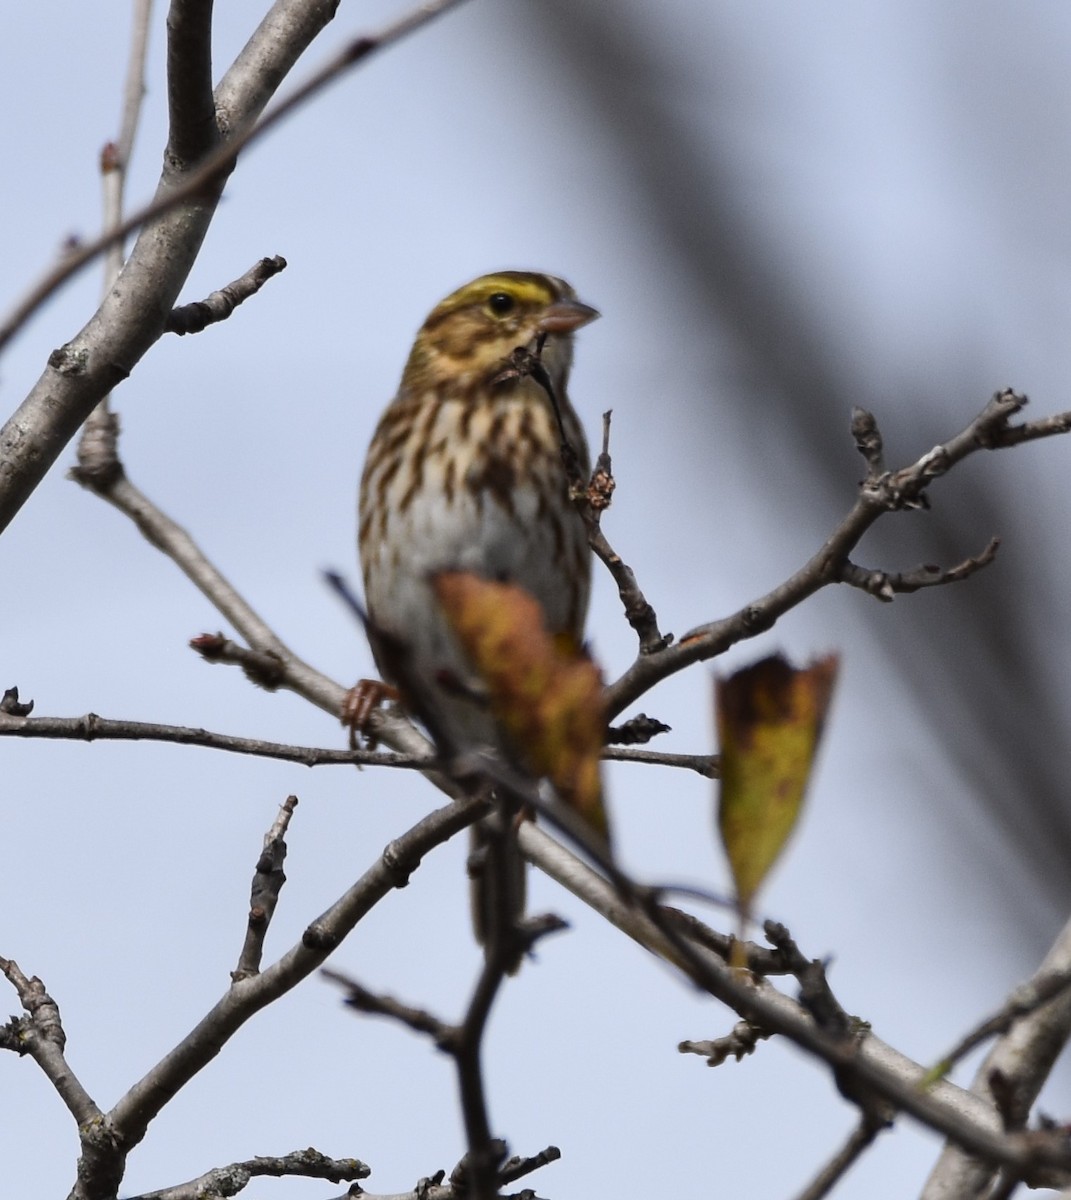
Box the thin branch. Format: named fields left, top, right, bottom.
left=323, top=971, right=456, bottom=1047
left=83, top=0, right=156, bottom=482
left=232, top=796, right=297, bottom=980
left=984, top=407, right=1071, bottom=447
left=499, top=1144, right=562, bottom=1185
left=606, top=391, right=1071, bottom=719
left=127, top=1148, right=370, bottom=1200
left=838, top=536, right=1000, bottom=602
left=337, top=1144, right=560, bottom=1200
left=165, top=0, right=219, bottom=167
left=326, top=916, right=564, bottom=1200
left=0, top=711, right=422, bottom=768
left=602, top=746, right=719, bottom=776
left=763, top=921, right=854, bottom=1037
left=117, top=0, right=155, bottom=172
left=679, top=1020, right=772, bottom=1066
left=0, top=706, right=708, bottom=777
left=922, top=913, right=1071, bottom=1198
left=583, top=410, right=671, bottom=653
left=930, top=966, right=1071, bottom=1085
left=164, top=254, right=287, bottom=335
left=451, top=961, right=511, bottom=1200
left=103, top=0, right=155, bottom=285
left=72, top=444, right=348, bottom=719
left=793, top=1116, right=886, bottom=1200
left=70, top=412, right=453, bottom=793
left=65, top=791, right=489, bottom=1196
left=516, top=821, right=1071, bottom=1179
left=659, top=907, right=792, bottom=975
left=0, top=959, right=100, bottom=1126
left=499, top=352, right=669, bottom=655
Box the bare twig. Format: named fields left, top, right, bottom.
left=0, top=960, right=100, bottom=1126
left=186, top=634, right=287, bottom=690
left=62, top=792, right=488, bottom=1199
left=504, top=351, right=670, bottom=655
left=325, top=913, right=565, bottom=1200
left=71, top=411, right=348, bottom=720
left=0, top=710, right=423, bottom=769
left=164, top=255, right=287, bottom=335
left=80, top=0, right=156, bottom=486
left=763, top=921, right=854, bottom=1036
left=606, top=391, right=1071, bottom=718
left=793, top=1116, right=887, bottom=1200
left=165, top=0, right=218, bottom=168
left=838, top=536, right=1000, bottom=602
left=930, top=967, right=1071, bottom=1086
left=517, top=821, right=1071, bottom=1180
left=602, top=746, right=718, bottom=776
left=575, top=410, right=671, bottom=653
left=73, top=405, right=450, bottom=794
left=103, top=0, right=155, bottom=284
left=499, top=1144, right=562, bottom=1184
left=232, top=796, right=298, bottom=980
left=922, top=914, right=1071, bottom=1198
left=451, top=960, right=513, bottom=1199
left=679, top=1020, right=772, bottom=1066
left=659, top=907, right=792, bottom=974
left=126, top=1147, right=370, bottom=1200
left=0, top=707, right=710, bottom=778
left=323, top=971, right=456, bottom=1048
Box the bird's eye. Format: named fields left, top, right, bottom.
left=486, top=292, right=515, bottom=317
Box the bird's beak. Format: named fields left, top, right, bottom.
left=537, top=299, right=600, bottom=335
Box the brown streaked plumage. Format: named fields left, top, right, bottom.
left=358, top=271, right=599, bottom=971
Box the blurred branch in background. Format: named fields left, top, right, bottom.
left=520, top=2, right=1071, bottom=915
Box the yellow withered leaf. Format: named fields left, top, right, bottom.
left=716, top=653, right=839, bottom=918
left=433, top=572, right=609, bottom=840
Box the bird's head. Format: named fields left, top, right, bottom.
left=401, top=271, right=599, bottom=397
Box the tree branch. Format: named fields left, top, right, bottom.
left=326, top=913, right=565, bottom=1200
left=232, top=796, right=297, bottom=980
left=165, top=0, right=218, bottom=167
left=73, top=447, right=348, bottom=719
left=126, top=1147, right=370, bottom=1200
left=0, top=0, right=469, bottom=533
left=606, top=391, right=1071, bottom=718
left=602, top=746, right=718, bottom=775
left=793, top=1116, right=886, bottom=1200
left=838, top=536, right=1000, bottom=601
left=164, top=254, right=287, bottom=334
left=102, top=0, right=155, bottom=285
left=0, top=709, right=423, bottom=767
left=0, top=959, right=100, bottom=1127
left=61, top=792, right=487, bottom=1200
left=517, top=821, right=1071, bottom=1181
left=921, top=912, right=1071, bottom=1198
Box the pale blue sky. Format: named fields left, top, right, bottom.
left=4, top=3, right=1071, bottom=1197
